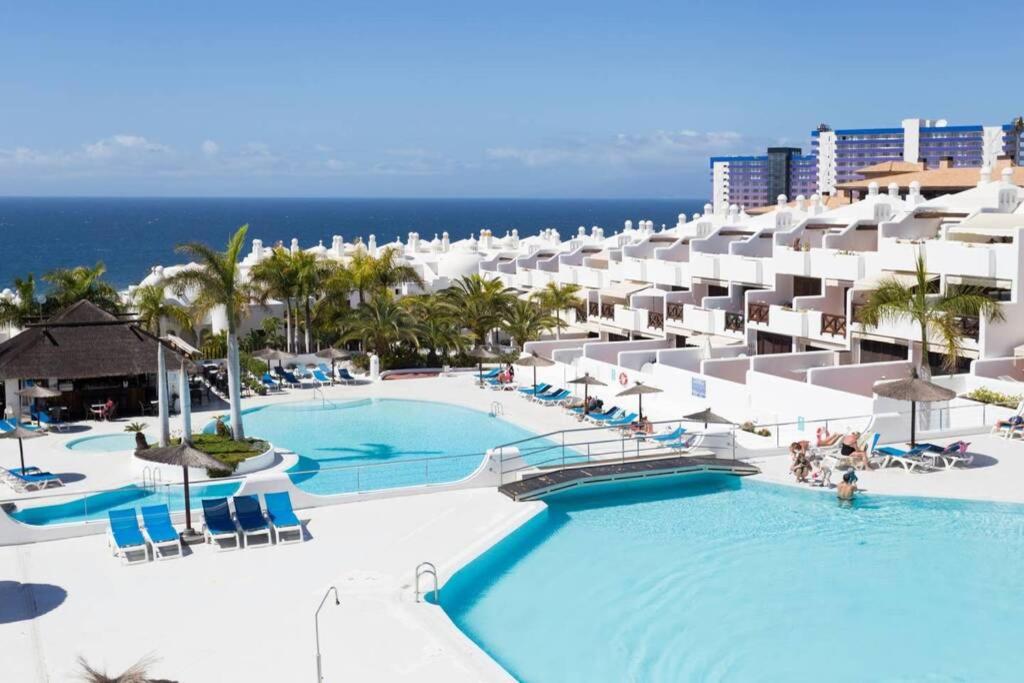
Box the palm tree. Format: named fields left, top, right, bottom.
left=290, top=250, right=333, bottom=353
left=531, top=282, right=580, bottom=339
left=250, top=247, right=298, bottom=352
left=76, top=654, right=172, bottom=683
left=402, top=294, right=472, bottom=364
left=502, top=299, right=558, bottom=351
left=342, top=291, right=420, bottom=359
left=443, top=274, right=515, bottom=347
left=165, top=225, right=253, bottom=439
left=131, top=284, right=193, bottom=338
left=0, top=274, right=41, bottom=330
left=372, top=246, right=425, bottom=295
left=42, top=262, right=122, bottom=313
left=858, top=252, right=1005, bottom=376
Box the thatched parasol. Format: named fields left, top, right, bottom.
left=135, top=443, right=231, bottom=538
left=315, top=347, right=351, bottom=380
left=0, top=424, right=46, bottom=472
left=253, top=347, right=291, bottom=374
left=515, top=352, right=554, bottom=394
left=16, top=385, right=62, bottom=399
left=683, top=408, right=733, bottom=429
left=616, top=381, right=662, bottom=420
left=873, top=369, right=955, bottom=446
left=470, top=346, right=498, bottom=385
left=568, top=373, right=607, bottom=414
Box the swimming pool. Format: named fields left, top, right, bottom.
left=238, top=398, right=563, bottom=495
left=440, top=475, right=1024, bottom=682
left=65, top=433, right=139, bottom=452
left=10, top=481, right=240, bottom=525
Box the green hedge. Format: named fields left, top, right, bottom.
left=964, top=387, right=1022, bottom=409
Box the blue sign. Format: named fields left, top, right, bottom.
left=797, top=416, right=806, bottom=431
left=691, top=378, right=706, bottom=399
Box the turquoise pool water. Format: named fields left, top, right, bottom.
left=65, top=433, right=139, bottom=452
left=237, top=398, right=563, bottom=495
left=441, top=475, right=1024, bottom=682
left=10, top=481, right=240, bottom=525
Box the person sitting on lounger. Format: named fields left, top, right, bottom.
left=994, top=414, right=1024, bottom=432
left=838, top=432, right=871, bottom=470
left=586, top=396, right=603, bottom=413
left=630, top=415, right=653, bottom=435
left=101, top=398, right=116, bottom=420
left=837, top=470, right=858, bottom=501
left=815, top=427, right=842, bottom=447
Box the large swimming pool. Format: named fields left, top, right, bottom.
left=440, top=474, right=1024, bottom=682
left=238, top=398, right=560, bottom=495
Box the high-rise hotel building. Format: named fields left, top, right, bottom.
left=710, top=117, right=1024, bottom=212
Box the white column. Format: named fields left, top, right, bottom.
left=157, top=343, right=170, bottom=447
left=179, top=357, right=192, bottom=445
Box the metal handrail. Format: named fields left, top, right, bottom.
left=415, top=562, right=438, bottom=603
left=315, top=585, right=340, bottom=682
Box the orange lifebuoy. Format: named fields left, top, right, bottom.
left=618, top=372, right=628, bottom=386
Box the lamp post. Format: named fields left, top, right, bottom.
left=315, top=585, right=340, bottom=682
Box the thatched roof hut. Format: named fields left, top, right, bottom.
left=0, top=301, right=184, bottom=419
left=0, top=301, right=182, bottom=380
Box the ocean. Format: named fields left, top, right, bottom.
left=0, top=197, right=705, bottom=289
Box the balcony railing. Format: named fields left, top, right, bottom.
left=600, top=303, right=614, bottom=319
left=851, top=303, right=866, bottom=324
left=820, top=313, right=847, bottom=337
left=647, top=310, right=664, bottom=330
left=957, top=316, right=980, bottom=341
left=724, top=312, right=745, bottom=333
left=748, top=301, right=769, bottom=324
left=666, top=302, right=684, bottom=321
left=588, top=302, right=598, bottom=319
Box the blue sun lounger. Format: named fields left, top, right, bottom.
left=202, top=498, right=241, bottom=551
left=587, top=408, right=624, bottom=423
left=478, top=367, right=500, bottom=380
left=261, top=372, right=281, bottom=391
left=535, top=389, right=570, bottom=404
left=530, top=386, right=561, bottom=401
left=141, top=505, right=183, bottom=560
left=265, top=491, right=303, bottom=544
left=232, top=495, right=272, bottom=547
left=32, top=409, right=67, bottom=432
left=875, top=442, right=933, bottom=472
left=107, top=508, right=149, bottom=565
left=518, top=382, right=551, bottom=396
left=312, top=369, right=333, bottom=385
left=650, top=426, right=687, bottom=444
left=604, top=412, right=638, bottom=428
left=337, top=368, right=359, bottom=385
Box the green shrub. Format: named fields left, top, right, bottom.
left=965, top=387, right=1022, bottom=409
left=172, top=433, right=269, bottom=477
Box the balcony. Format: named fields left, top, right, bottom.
left=588, top=302, right=599, bottom=319
left=957, top=316, right=980, bottom=342
left=748, top=301, right=769, bottom=324
left=647, top=310, right=664, bottom=330
left=724, top=311, right=745, bottom=333
left=820, top=313, right=847, bottom=337
left=666, top=302, right=684, bottom=322
left=600, top=303, right=615, bottom=319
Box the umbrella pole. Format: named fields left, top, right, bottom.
left=910, top=400, right=916, bottom=447
left=639, top=394, right=643, bottom=421
left=584, top=385, right=589, bottom=415
left=533, top=366, right=537, bottom=394
left=182, top=464, right=193, bottom=534
left=18, top=438, right=25, bottom=471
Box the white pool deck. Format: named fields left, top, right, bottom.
left=2, top=370, right=1023, bottom=681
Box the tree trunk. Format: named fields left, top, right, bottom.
left=918, top=321, right=932, bottom=380
left=555, top=310, right=561, bottom=340
left=304, top=298, right=312, bottom=353
left=157, top=343, right=170, bottom=447
left=226, top=327, right=246, bottom=439
left=179, top=356, right=192, bottom=444
left=284, top=303, right=292, bottom=353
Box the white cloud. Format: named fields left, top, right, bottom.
left=200, top=139, right=220, bottom=156
left=83, top=134, right=171, bottom=160
left=486, top=129, right=746, bottom=168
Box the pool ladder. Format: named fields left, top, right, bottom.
left=490, top=401, right=504, bottom=418
left=415, top=562, right=439, bottom=603
left=141, top=466, right=163, bottom=492
left=312, top=386, right=337, bottom=409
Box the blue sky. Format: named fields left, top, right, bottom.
left=0, top=0, right=1019, bottom=198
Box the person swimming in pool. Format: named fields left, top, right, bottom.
left=837, top=470, right=858, bottom=501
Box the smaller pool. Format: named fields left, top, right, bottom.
left=66, top=433, right=139, bottom=453
left=10, top=480, right=241, bottom=525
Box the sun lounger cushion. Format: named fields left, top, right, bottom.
left=141, top=505, right=179, bottom=544
left=108, top=509, right=146, bottom=548
left=233, top=495, right=269, bottom=531
left=265, top=491, right=300, bottom=528
left=202, top=498, right=237, bottom=534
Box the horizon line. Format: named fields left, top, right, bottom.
left=0, top=194, right=709, bottom=203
